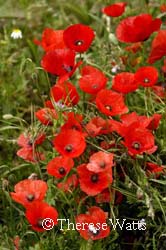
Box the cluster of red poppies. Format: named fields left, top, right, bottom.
left=11, top=2, right=166, bottom=241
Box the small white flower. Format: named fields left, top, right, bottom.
left=11, top=29, right=22, bottom=39
left=111, top=65, right=120, bottom=73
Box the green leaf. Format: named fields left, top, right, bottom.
left=149, top=179, right=166, bottom=185
left=63, top=3, right=91, bottom=24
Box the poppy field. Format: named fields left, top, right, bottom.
left=0, top=0, right=166, bottom=249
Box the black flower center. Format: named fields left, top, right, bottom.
left=59, top=167, right=66, bottom=175
left=28, top=140, right=33, bottom=146
left=132, top=142, right=141, bottom=150
left=63, top=65, right=73, bottom=73
left=65, top=144, right=73, bottom=152
left=27, top=194, right=35, bottom=201
left=72, top=125, right=79, bottom=130
left=91, top=174, right=99, bottom=183
left=75, top=40, right=83, bottom=46
left=37, top=218, right=44, bottom=228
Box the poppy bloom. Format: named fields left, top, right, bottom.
left=61, top=112, right=83, bottom=132
left=34, top=28, right=66, bottom=51
left=13, top=236, right=20, bottom=250
left=95, top=189, right=112, bottom=203
left=102, top=2, right=127, bottom=17
left=79, top=66, right=107, bottom=94
left=87, top=151, right=114, bottom=173
left=125, top=42, right=142, bottom=53
left=116, top=14, right=161, bottom=43
left=95, top=189, right=123, bottom=204
left=53, top=129, right=86, bottom=158
left=25, top=201, right=58, bottom=232
left=148, top=30, right=166, bottom=64
left=96, top=89, right=128, bottom=116
left=17, top=147, right=45, bottom=163
left=152, top=85, right=166, bottom=100
left=85, top=117, right=110, bottom=137
left=75, top=206, right=110, bottom=240
left=122, top=126, right=157, bottom=156
left=17, top=132, right=45, bottom=163
left=47, top=156, right=74, bottom=178
left=162, top=59, right=166, bottom=75
left=10, top=179, right=47, bottom=207
left=134, top=66, right=158, bottom=87
left=57, top=174, right=79, bottom=192
left=35, top=108, right=58, bottom=125
left=146, top=114, right=162, bottom=130
left=112, top=72, right=139, bottom=94
left=51, top=81, right=79, bottom=106
left=77, top=164, right=113, bottom=196
left=63, top=24, right=95, bottom=53
left=17, top=132, right=45, bottom=147
left=160, top=4, right=166, bottom=13
left=41, top=48, right=76, bottom=76
left=109, top=112, right=161, bottom=137
left=146, top=162, right=165, bottom=177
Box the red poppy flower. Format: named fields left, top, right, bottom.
left=102, top=2, right=127, bottom=17
left=61, top=112, right=83, bottom=132
left=79, top=66, right=107, bottom=94
left=109, top=112, right=161, bottom=137
left=125, top=42, right=142, bottom=53
left=146, top=114, right=162, bottom=130
left=162, top=59, right=166, bottom=75
left=85, top=117, right=110, bottom=137
left=95, top=189, right=123, bottom=204
left=53, top=129, right=86, bottom=158
left=77, top=164, right=113, bottom=196
left=100, top=140, right=115, bottom=150
left=47, top=156, right=74, bottom=178
left=95, top=189, right=112, bottom=203
left=122, top=126, right=157, bottom=156
left=13, top=236, right=20, bottom=250
left=44, top=100, right=54, bottom=109
left=75, top=206, right=110, bottom=240
left=160, top=4, right=166, bottom=13
left=34, top=28, right=66, bottom=51
left=120, top=112, right=157, bottom=128
left=152, top=85, right=166, bottom=100
left=96, top=89, right=128, bottom=116
left=112, top=72, right=139, bottom=94
left=17, top=147, right=45, bottom=163
left=57, top=174, right=79, bottom=192
left=17, top=132, right=45, bottom=147
left=41, top=48, right=76, bottom=76
left=148, top=30, right=166, bottom=64
left=116, top=14, right=161, bottom=43
left=51, top=81, right=79, bottom=106
left=87, top=151, right=114, bottom=173
left=63, top=24, right=95, bottom=53
left=10, top=179, right=47, bottom=207
left=25, top=201, right=58, bottom=232
left=35, top=108, right=58, bottom=125
left=134, top=66, right=158, bottom=87
left=17, top=132, right=45, bottom=163
left=146, top=162, right=165, bottom=177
